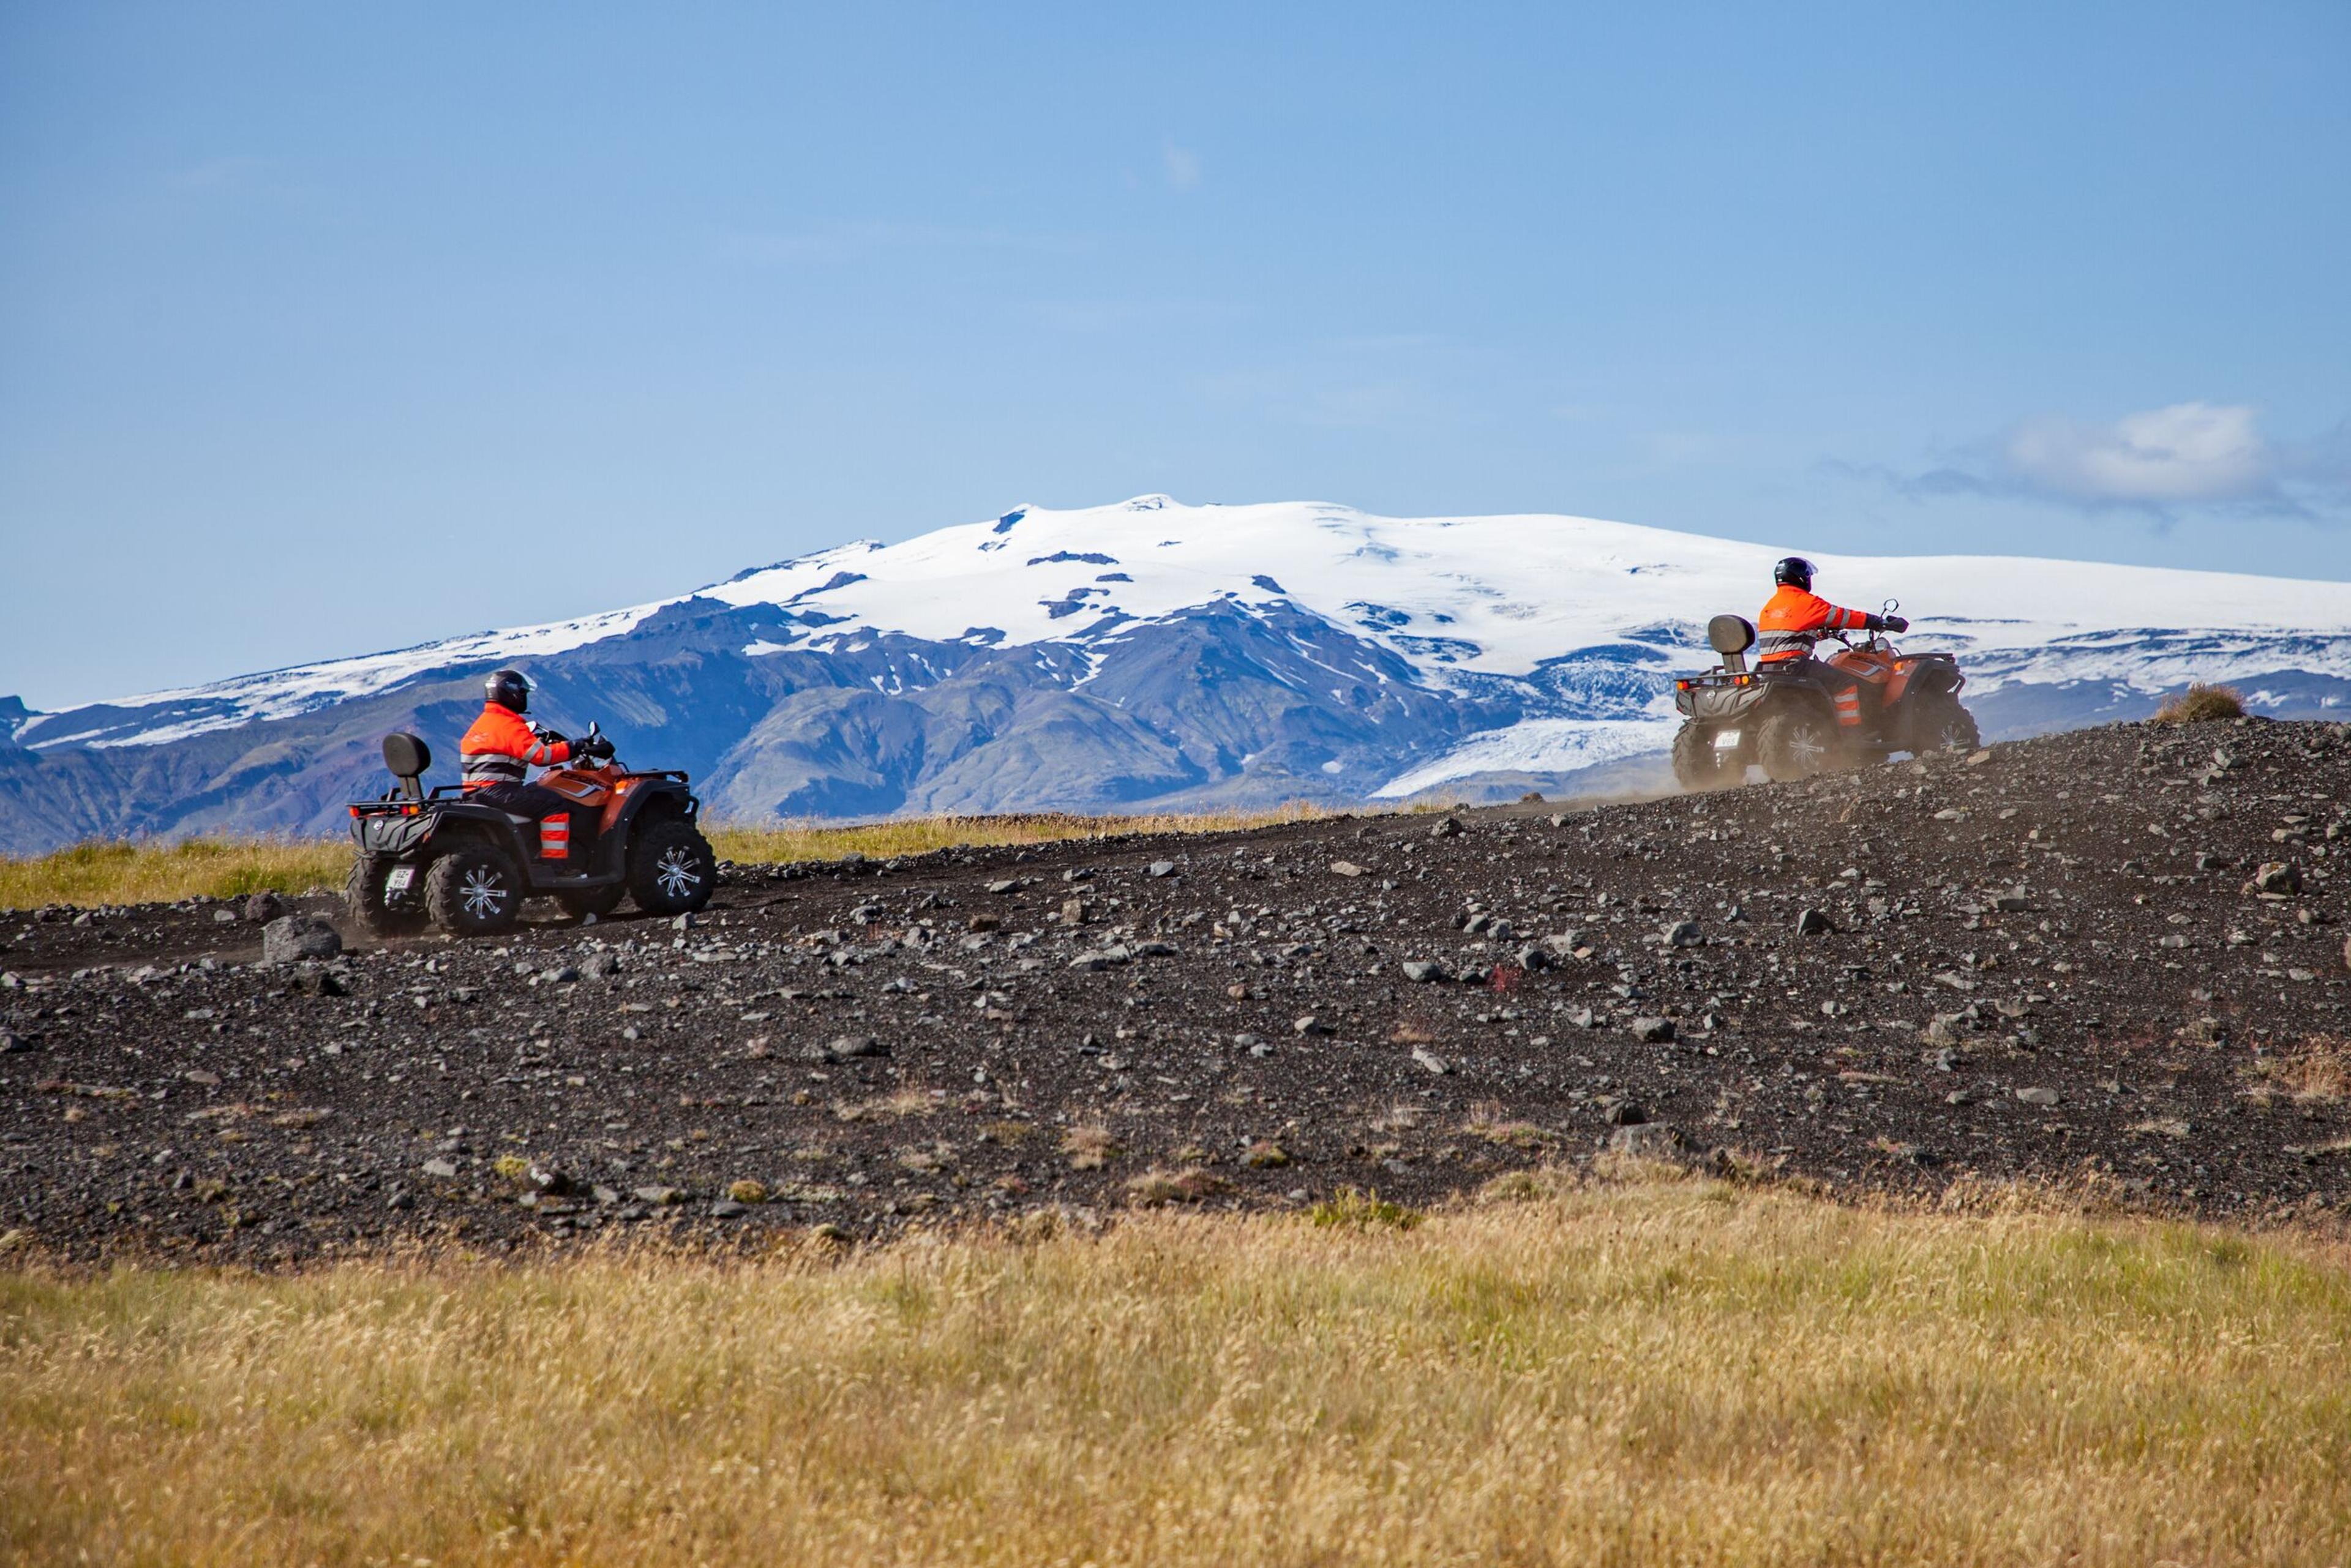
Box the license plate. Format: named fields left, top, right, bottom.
left=1712, top=729, right=1742, bottom=750
left=384, top=866, right=415, bottom=892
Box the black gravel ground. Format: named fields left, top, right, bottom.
left=4, top=716, right=2349, bottom=1265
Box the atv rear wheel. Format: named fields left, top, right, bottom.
left=426, top=842, right=525, bottom=937
left=1910, top=697, right=1981, bottom=754
left=1758, top=707, right=1841, bottom=782
left=345, top=855, right=426, bottom=938
left=556, top=884, right=625, bottom=921
left=628, top=818, right=716, bottom=916
left=1671, top=722, right=1737, bottom=792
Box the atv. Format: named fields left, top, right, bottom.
left=1670, top=604, right=1979, bottom=789
left=344, top=726, right=718, bottom=939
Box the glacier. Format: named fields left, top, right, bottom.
left=5, top=496, right=2349, bottom=853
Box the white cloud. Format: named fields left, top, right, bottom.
left=1162, top=141, right=1202, bottom=192
left=1869, top=400, right=2351, bottom=519
left=2003, top=402, right=2272, bottom=505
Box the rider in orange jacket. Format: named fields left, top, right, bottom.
left=459, top=670, right=610, bottom=825
left=1757, top=558, right=1910, bottom=733
left=1757, top=557, right=1905, bottom=663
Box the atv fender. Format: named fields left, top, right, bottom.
left=353, top=813, right=438, bottom=859
left=1679, top=683, right=1769, bottom=724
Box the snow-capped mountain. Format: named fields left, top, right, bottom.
left=7, top=496, right=2350, bottom=853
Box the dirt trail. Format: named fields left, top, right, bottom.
left=4, top=718, right=2349, bottom=1263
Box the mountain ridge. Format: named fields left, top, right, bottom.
left=7, top=496, right=2350, bottom=853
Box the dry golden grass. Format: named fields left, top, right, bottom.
left=0, top=804, right=1340, bottom=912
left=0, top=836, right=347, bottom=910
left=2153, top=683, right=2248, bottom=724
left=4, top=1177, right=2350, bottom=1566
left=708, top=802, right=1334, bottom=866
left=2244, top=1035, right=2351, bottom=1107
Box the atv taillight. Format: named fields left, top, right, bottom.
left=1675, top=679, right=1690, bottom=691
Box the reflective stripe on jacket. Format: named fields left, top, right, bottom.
left=1756, top=585, right=1872, bottom=663
left=459, top=704, right=571, bottom=789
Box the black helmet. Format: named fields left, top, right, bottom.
left=485, top=669, right=531, bottom=713
left=1773, top=556, right=1815, bottom=590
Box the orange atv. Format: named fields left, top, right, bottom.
left=1670, top=604, right=1979, bottom=789
left=345, top=724, right=718, bottom=938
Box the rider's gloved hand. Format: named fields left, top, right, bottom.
left=584, top=734, right=615, bottom=761
left=1882, top=615, right=1908, bottom=633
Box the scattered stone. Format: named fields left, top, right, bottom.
left=1608, top=1123, right=1683, bottom=1158
left=1400, top=959, right=1449, bottom=983
left=1601, top=1097, right=1646, bottom=1126
left=2249, top=861, right=2303, bottom=896
left=804, top=1035, right=888, bottom=1063
left=1147, top=861, right=1177, bottom=878
left=1629, top=1016, right=1676, bottom=1044
left=2015, top=1087, right=2061, bottom=1108
left=709, top=1199, right=747, bottom=1218
left=0, top=1030, right=36, bottom=1054
left=986, top=879, right=1021, bottom=895
left=241, top=891, right=287, bottom=924
left=261, top=914, right=342, bottom=966
left=1795, top=907, right=1835, bottom=936
left=1329, top=860, right=1370, bottom=879
left=1292, top=1016, right=1332, bottom=1037
left=1429, top=817, right=1463, bottom=839
left=527, top=1164, right=576, bottom=1196
left=580, top=951, right=623, bottom=980
left=420, top=1158, right=458, bottom=1179
left=1409, top=1046, right=1450, bottom=1075
left=1662, top=920, right=1703, bottom=948
left=633, top=1185, right=686, bottom=1206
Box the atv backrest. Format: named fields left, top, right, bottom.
left=1707, top=615, right=1757, bottom=674
left=382, top=732, right=432, bottom=801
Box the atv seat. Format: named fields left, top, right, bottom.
left=1707, top=615, right=1757, bottom=675
left=381, top=733, right=432, bottom=802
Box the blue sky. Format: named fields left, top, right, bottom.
left=3, top=1, right=2347, bottom=708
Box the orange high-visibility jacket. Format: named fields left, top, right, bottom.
left=1755, top=585, right=1873, bottom=663
left=459, top=704, right=572, bottom=789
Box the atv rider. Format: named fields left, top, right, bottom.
left=459, top=669, right=613, bottom=832
left=1758, top=557, right=1907, bottom=734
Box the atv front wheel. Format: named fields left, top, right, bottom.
left=557, top=885, right=625, bottom=921
left=345, top=855, right=427, bottom=938
left=1671, top=722, right=1738, bottom=792
left=1910, top=697, right=1981, bottom=755
left=1758, top=707, right=1841, bottom=782
left=628, top=818, right=717, bottom=916
left=425, top=842, right=525, bottom=937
